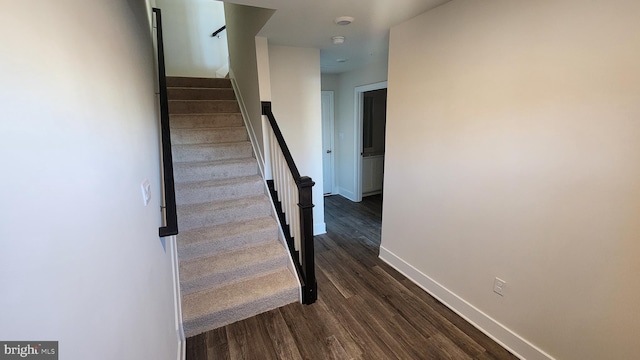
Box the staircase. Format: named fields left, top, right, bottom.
left=167, top=77, right=299, bottom=338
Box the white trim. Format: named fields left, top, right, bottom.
left=353, top=81, right=387, bottom=202
left=336, top=186, right=357, bottom=202
left=229, top=68, right=265, bottom=177
left=314, top=222, right=326, bottom=235
left=321, top=91, right=336, bottom=195
left=379, top=246, right=555, bottom=360
left=168, top=235, right=186, bottom=360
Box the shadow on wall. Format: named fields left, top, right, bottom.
left=155, top=0, right=228, bottom=77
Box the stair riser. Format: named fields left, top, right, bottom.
left=169, top=100, right=239, bottom=114
left=171, top=128, right=248, bottom=145
left=168, top=88, right=236, bottom=100
left=178, top=226, right=278, bottom=261
left=176, top=179, right=264, bottom=206
left=178, top=200, right=272, bottom=231
left=174, top=161, right=258, bottom=183
left=180, top=255, right=290, bottom=296
left=170, top=114, right=244, bottom=129
left=167, top=77, right=231, bottom=88
left=172, top=143, right=253, bottom=163
left=182, top=286, right=298, bottom=338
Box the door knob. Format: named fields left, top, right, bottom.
left=326, top=150, right=332, bottom=153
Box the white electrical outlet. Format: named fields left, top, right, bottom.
left=141, top=179, right=151, bottom=206
left=493, top=277, right=506, bottom=296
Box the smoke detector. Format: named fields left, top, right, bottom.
left=332, top=36, right=345, bottom=44
left=334, top=16, right=354, bottom=26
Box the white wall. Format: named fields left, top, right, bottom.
left=224, top=3, right=274, bottom=165
left=332, top=60, right=388, bottom=201
left=321, top=74, right=339, bottom=92
left=269, top=45, right=326, bottom=235
left=382, top=1, right=640, bottom=359
left=155, top=0, right=227, bottom=77
left=0, top=1, right=179, bottom=360
left=255, top=36, right=272, bottom=102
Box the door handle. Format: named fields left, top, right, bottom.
left=326, top=150, right=332, bottom=153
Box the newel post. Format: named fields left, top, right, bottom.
left=297, top=176, right=317, bottom=304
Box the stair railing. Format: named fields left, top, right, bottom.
left=153, top=8, right=178, bottom=237
left=262, top=102, right=317, bottom=304
left=211, top=25, right=226, bottom=38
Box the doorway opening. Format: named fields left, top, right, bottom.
left=354, top=81, right=387, bottom=202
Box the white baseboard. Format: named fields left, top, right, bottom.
left=168, top=235, right=186, bottom=360
left=337, top=187, right=357, bottom=202
left=378, top=246, right=555, bottom=360
left=314, top=222, right=326, bottom=235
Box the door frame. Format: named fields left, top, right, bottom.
left=354, top=81, right=387, bottom=202
left=321, top=91, right=335, bottom=195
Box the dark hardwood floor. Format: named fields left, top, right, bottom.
left=186, top=194, right=517, bottom=360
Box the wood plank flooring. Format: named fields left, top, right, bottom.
left=186, top=194, right=518, bottom=360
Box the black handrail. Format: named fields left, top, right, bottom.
left=154, top=8, right=178, bottom=237
left=211, top=25, right=226, bottom=37
left=262, top=102, right=316, bottom=304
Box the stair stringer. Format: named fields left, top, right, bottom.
left=229, top=69, right=265, bottom=176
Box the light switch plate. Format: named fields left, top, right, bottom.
left=494, top=277, right=506, bottom=296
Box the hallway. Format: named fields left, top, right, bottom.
left=186, top=195, right=517, bottom=359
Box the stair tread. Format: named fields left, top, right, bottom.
left=172, top=140, right=250, bottom=150
left=178, top=216, right=278, bottom=247
left=178, top=194, right=270, bottom=215
left=174, top=157, right=256, bottom=169
left=171, top=126, right=248, bottom=145
left=170, top=114, right=243, bottom=129
left=170, top=113, right=242, bottom=119
left=169, top=99, right=238, bottom=103
left=173, top=157, right=258, bottom=184
left=171, top=142, right=253, bottom=164
left=182, top=268, right=298, bottom=322
left=170, top=112, right=241, bottom=115
left=179, top=240, right=288, bottom=283
left=176, top=174, right=261, bottom=189
left=171, top=125, right=246, bottom=131
left=168, top=86, right=235, bottom=90
left=167, top=77, right=232, bottom=88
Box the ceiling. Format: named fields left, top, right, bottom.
left=222, top=0, right=451, bottom=74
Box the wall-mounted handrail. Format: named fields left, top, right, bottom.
left=153, top=8, right=178, bottom=237
left=211, top=25, right=226, bottom=37
left=262, top=102, right=316, bottom=304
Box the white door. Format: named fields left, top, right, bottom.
left=321, top=91, right=334, bottom=195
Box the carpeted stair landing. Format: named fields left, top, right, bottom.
left=167, top=76, right=299, bottom=338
